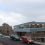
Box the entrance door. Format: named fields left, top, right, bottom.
left=17, top=32, right=26, bottom=36
left=41, top=38, right=44, bottom=42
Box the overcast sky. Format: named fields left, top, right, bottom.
left=0, top=0, right=45, bottom=26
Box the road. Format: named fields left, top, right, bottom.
left=0, top=37, right=40, bottom=45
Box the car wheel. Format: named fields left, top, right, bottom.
left=28, top=42, right=29, bottom=44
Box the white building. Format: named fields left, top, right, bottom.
left=14, top=22, right=45, bottom=42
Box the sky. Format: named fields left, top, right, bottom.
left=0, top=0, right=45, bottom=26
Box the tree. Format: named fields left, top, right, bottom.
left=2, top=23, right=13, bottom=35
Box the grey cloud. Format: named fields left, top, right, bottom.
left=0, top=0, right=45, bottom=26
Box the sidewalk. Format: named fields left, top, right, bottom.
left=34, top=41, right=45, bottom=45
left=0, top=43, right=3, bottom=45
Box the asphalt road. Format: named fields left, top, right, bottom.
left=0, top=37, right=40, bottom=45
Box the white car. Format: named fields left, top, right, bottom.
left=3, top=35, right=10, bottom=38
left=0, top=34, right=4, bottom=38
left=10, top=34, right=20, bottom=41
left=0, top=34, right=10, bottom=38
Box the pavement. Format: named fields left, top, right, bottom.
left=0, top=37, right=40, bottom=45
left=0, top=43, right=3, bottom=45
left=34, top=41, right=45, bottom=45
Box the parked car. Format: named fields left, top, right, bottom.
left=0, top=34, right=4, bottom=38
left=3, top=35, right=10, bottom=38
left=10, top=34, right=20, bottom=41
left=21, top=36, right=34, bottom=44
left=0, top=34, right=10, bottom=39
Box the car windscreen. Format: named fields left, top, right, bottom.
left=11, top=35, right=19, bottom=38
left=14, top=35, right=19, bottom=38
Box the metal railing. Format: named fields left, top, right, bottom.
left=14, top=28, right=45, bottom=32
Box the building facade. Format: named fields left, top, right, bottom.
left=14, top=22, right=45, bottom=42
